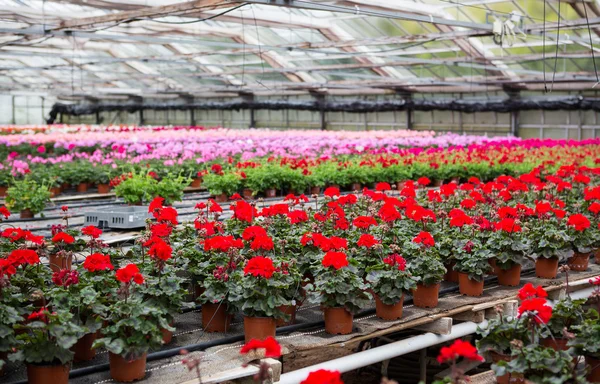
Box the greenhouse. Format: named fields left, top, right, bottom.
left=1, top=1, right=600, bottom=384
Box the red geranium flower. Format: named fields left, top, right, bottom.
left=535, top=202, right=552, bottom=216
left=115, top=264, right=144, bottom=284
left=417, top=177, right=431, bottom=186
left=0, top=258, right=16, bottom=277
left=437, top=340, right=484, bottom=364
left=323, top=187, right=341, bottom=198
left=82, top=225, right=103, bottom=239
left=322, top=251, right=349, bottom=270
left=517, top=297, right=552, bottom=324
left=148, top=196, right=164, bottom=213
left=232, top=200, right=257, bottom=222
left=52, top=232, right=75, bottom=244
left=8, top=249, right=40, bottom=265
left=61, top=206, right=68, bottom=212
left=244, top=256, right=275, bottom=279
left=378, top=204, right=402, bottom=222
left=52, top=270, right=79, bottom=287
left=242, top=226, right=268, bottom=241
left=383, top=254, right=406, bottom=271
left=83, top=253, right=113, bottom=272
left=28, top=307, right=50, bottom=323
left=0, top=206, right=10, bottom=218
left=288, top=210, right=309, bottom=224
left=357, top=234, right=379, bottom=248
left=567, top=214, right=591, bottom=231
left=517, top=283, right=548, bottom=301
left=589, top=202, right=600, bottom=215
left=494, top=218, right=522, bottom=233
left=460, top=199, right=476, bottom=210
left=250, top=236, right=274, bottom=252
left=352, top=216, right=378, bottom=229
left=413, top=231, right=435, bottom=247
left=329, top=236, right=348, bottom=251
left=148, top=237, right=172, bottom=261
left=239, top=337, right=281, bottom=358
left=300, top=369, right=343, bottom=384
left=151, top=223, right=172, bottom=237
left=157, top=207, right=178, bottom=225
left=375, top=182, right=391, bottom=191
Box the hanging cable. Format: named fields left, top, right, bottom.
left=550, top=0, right=561, bottom=92
left=543, top=0, right=547, bottom=93
left=581, top=0, right=599, bottom=87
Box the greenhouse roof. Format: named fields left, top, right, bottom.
left=1, top=0, right=600, bottom=99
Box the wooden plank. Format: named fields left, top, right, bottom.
left=453, top=310, right=485, bottom=323
left=414, top=317, right=453, bottom=335
left=435, top=359, right=482, bottom=379
left=55, top=0, right=239, bottom=31
left=466, top=370, right=497, bottom=384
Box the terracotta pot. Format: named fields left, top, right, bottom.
left=214, top=193, right=228, bottom=203
left=27, top=362, right=70, bottom=384
left=489, top=352, right=524, bottom=384
left=73, top=332, right=97, bottom=362
left=595, top=249, right=600, bottom=264
left=202, top=302, right=232, bottom=333
left=0, top=186, right=7, bottom=197
left=541, top=337, right=569, bottom=351
left=109, top=352, right=147, bottom=382
left=97, top=184, right=111, bottom=194
left=265, top=189, right=277, bottom=198
left=432, top=179, right=443, bottom=187
left=586, top=355, right=600, bottom=382
left=535, top=257, right=559, bottom=279
left=444, top=261, right=459, bottom=283
left=374, top=294, right=404, bottom=321
left=190, top=178, right=202, bottom=188
left=323, top=307, right=353, bottom=335
left=497, top=264, right=521, bottom=287
left=76, top=183, right=89, bottom=193
left=396, top=181, right=405, bottom=191
left=161, top=327, right=173, bottom=344
left=20, top=209, right=34, bottom=219
left=242, top=188, right=254, bottom=199
left=48, top=253, right=72, bottom=273
left=310, top=186, right=321, bottom=195
left=458, top=273, right=484, bottom=296
left=61, top=183, right=71, bottom=191
left=412, top=283, right=440, bottom=308
left=276, top=304, right=297, bottom=327
left=488, top=258, right=500, bottom=276
left=243, top=316, right=276, bottom=342
left=193, top=284, right=205, bottom=300
left=568, top=252, right=590, bottom=272
left=49, top=187, right=61, bottom=198
left=350, top=183, right=361, bottom=191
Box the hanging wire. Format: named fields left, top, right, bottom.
left=251, top=4, right=269, bottom=90
left=543, top=0, right=547, bottom=93
left=550, top=0, right=561, bottom=92
left=581, top=0, right=600, bottom=87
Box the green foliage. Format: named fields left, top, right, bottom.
left=487, top=230, right=529, bottom=270
left=528, top=219, right=573, bottom=260
left=308, top=263, right=371, bottom=314
left=203, top=173, right=242, bottom=196
left=543, top=298, right=586, bottom=337
left=366, top=262, right=416, bottom=305
left=453, top=241, right=492, bottom=281
left=154, top=173, right=191, bottom=205
left=569, top=310, right=600, bottom=358
left=476, top=316, right=528, bottom=355
left=406, top=245, right=446, bottom=286
left=5, top=177, right=51, bottom=214
left=113, top=172, right=158, bottom=204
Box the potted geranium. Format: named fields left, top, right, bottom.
left=529, top=204, right=572, bottom=278
left=5, top=178, right=51, bottom=218
left=406, top=231, right=445, bottom=308
left=488, top=218, right=528, bottom=286
left=154, top=173, right=191, bottom=205
left=541, top=297, right=585, bottom=351
left=308, top=251, right=371, bottom=335
left=229, top=256, right=292, bottom=342
left=0, top=268, right=26, bottom=376
left=48, top=230, right=84, bottom=273
left=93, top=264, right=168, bottom=382
left=367, top=254, right=416, bottom=320
left=453, top=239, right=492, bottom=296
left=10, top=307, right=86, bottom=384
left=566, top=214, right=596, bottom=271
left=113, top=171, right=158, bottom=205
left=569, top=312, right=600, bottom=382
left=202, top=172, right=242, bottom=202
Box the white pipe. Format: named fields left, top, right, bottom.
left=278, top=285, right=597, bottom=384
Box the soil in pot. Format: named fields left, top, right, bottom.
left=276, top=305, right=297, bottom=327
left=76, top=183, right=89, bottom=193
left=443, top=261, right=458, bottom=283
left=497, top=264, right=521, bottom=286
left=323, top=307, right=353, bottom=335
left=48, top=253, right=73, bottom=273
left=73, top=332, right=97, bottom=362
left=489, top=351, right=524, bottom=384
left=20, top=209, right=34, bottom=219
left=265, top=189, right=277, bottom=198
left=536, top=257, right=559, bottom=279
left=412, top=283, right=440, bottom=308
left=97, top=184, right=111, bottom=194
left=27, top=362, right=70, bottom=384
left=214, top=194, right=228, bottom=203
left=243, top=316, right=276, bottom=342
left=190, top=178, right=202, bottom=188
left=458, top=273, right=484, bottom=296
left=109, top=352, right=147, bottom=382
left=202, top=302, right=231, bottom=332
left=242, top=188, right=254, bottom=199
left=568, top=252, right=590, bottom=272
left=586, top=355, right=600, bottom=382
left=374, top=295, right=404, bottom=320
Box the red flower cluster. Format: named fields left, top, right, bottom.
left=239, top=337, right=281, bottom=358
left=517, top=283, right=548, bottom=301
left=323, top=187, right=340, bottom=198
left=52, top=232, right=75, bottom=244
left=204, top=235, right=244, bottom=252
left=0, top=206, right=10, bottom=218
left=517, top=297, right=552, bottom=325
left=448, top=209, right=473, bottom=228
left=378, top=203, right=402, bottom=222
left=567, top=214, right=591, bottom=231
left=244, top=256, right=275, bottom=279
left=322, top=251, right=349, bottom=270
left=494, top=218, right=522, bottom=233
left=116, top=264, right=144, bottom=284
left=8, top=249, right=40, bottom=266
left=357, top=234, right=379, bottom=248
left=28, top=307, right=51, bottom=323
left=232, top=200, right=257, bottom=222
left=352, top=216, right=378, bottom=229
left=383, top=254, right=407, bottom=271
left=83, top=253, right=114, bottom=272
left=52, top=270, right=79, bottom=287
left=300, top=370, right=344, bottom=384
left=147, top=237, right=172, bottom=261
left=301, top=233, right=347, bottom=252
left=413, top=231, right=435, bottom=247
left=82, top=225, right=103, bottom=239
left=1, top=228, right=44, bottom=244
left=437, top=339, right=484, bottom=364
left=250, top=236, right=274, bottom=252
